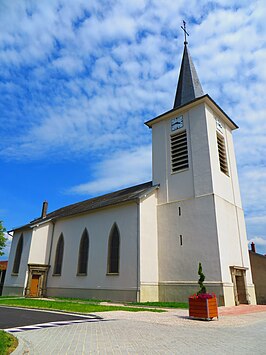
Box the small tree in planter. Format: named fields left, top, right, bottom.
left=197, top=262, right=206, bottom=295
left=189, top=262, right=218, bottom=320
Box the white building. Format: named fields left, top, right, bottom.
left=3, top=39, right=256, bottom=306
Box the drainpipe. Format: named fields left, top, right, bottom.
left=136, top=200, right=140, bottom=302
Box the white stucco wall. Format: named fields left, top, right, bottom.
left=139, top=191, right=158, bottom=284
left=205, top=105, right=242, bottom=207
left=215, top=195, right=253, bottom=283
left=3, top=229, right=32, bottom=293
left=150, top=98, right=252, bottom=304
left=157, top=195, right=222, bottom=282
left=28, top=222, right=54, bottom=265
left=152, top=114, right=194, bottom=203
left=214, top=196, right=244, bottom=282
left=152, top=103, right=216, bottom=204
left=46, top=203, right=139, bottom=294
left=189, top=104, right=214, bottom=197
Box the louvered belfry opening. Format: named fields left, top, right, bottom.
left=171, top=131, right=189, bottom=172
left=217, top=133, right=229, bottom=175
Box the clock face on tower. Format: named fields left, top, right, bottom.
left=171, top=115, right=183, bottom=131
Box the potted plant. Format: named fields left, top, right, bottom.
left=189, top=262, right=218, bottom=320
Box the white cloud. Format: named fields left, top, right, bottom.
left=68, top=145, right=152, bottom=195
left=52, top=56, right=84, bottom=75
left=248, top=237, right=266, bottom=247
left=246, top=216, right=266, bottom=224
left=0, top=1, right=265, bottom=251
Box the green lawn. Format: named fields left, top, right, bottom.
left=50, top=297, right=188, bottom=309
left=0, top=330, right=18, bottom=355
left=53, top=297, right=106, bottom=303
left=0, top=298, right=164, bottom=313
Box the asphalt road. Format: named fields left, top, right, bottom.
left=0, top=306, right=98, bottom=329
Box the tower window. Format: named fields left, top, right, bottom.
left=171, top=131, right=189, bottom=172
left=217, top=133, right=229, bottom=175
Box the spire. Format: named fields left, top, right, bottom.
left=173, top=22, right=204, bottom=109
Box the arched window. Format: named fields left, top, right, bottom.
left=12, top=234, right=23, bottom=274
left=107, top=223, right=120, bottom=274
left=77, top=229, right=89, bottom=275
left=53, top=234, right=64, bottom=275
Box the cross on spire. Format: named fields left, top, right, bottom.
left=181, top=20, right=189, bottom=45
left=173, top=21, right=204, bottom=109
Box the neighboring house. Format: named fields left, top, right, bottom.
left=0, top=261, right=8, bottom=296
left=249, top=243, right=266, bottom=304
left=3, top=36, right=256, bottom=306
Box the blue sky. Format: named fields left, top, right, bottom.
left=0, top=0, right=266, bottom=259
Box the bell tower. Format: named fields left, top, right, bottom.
left=145, top=23, right=256, bottom=306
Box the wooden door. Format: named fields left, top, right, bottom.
left=236, top=275, right=248, bottom=304
left=30, top=275, right=40, bottom=297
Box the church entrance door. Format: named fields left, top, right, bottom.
left=230, top=266, right=249, bottom=305
left=30, top=275, right=40, bottom=297
left=235, top=274, right=248, bottom=304
left=25, top=264, right=50, bottom=298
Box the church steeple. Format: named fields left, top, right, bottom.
left=173, top=24, right=204, bottom=109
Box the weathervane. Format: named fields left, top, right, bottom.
left=181, top=20, right=189, bottom=45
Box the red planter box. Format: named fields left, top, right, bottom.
left=189, top=297, right=218, bottom=320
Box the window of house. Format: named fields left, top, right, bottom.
left=171, top=130, right=189, bottom=172
left=12, top=233, right=23, bottom=274
left=107, top=224, right=120, bottom=274
left=77, top=229, right=89, bottom=275
left=53, top=234, right=64, bottom=275
left=217, top=133, right=229, bottom=175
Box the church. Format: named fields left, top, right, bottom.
left=3, top=31, right=256, bottom=307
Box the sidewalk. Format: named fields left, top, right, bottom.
left=12, top=305, right=266, bottom=354
left=219, top=304, right=266, bottom=316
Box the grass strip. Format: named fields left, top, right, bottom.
left=52, top=297, right=105, bottom=303
left=0, top=298, right=164, bottom=313
left=52, top=298, right=188, bottom=309
left=0, top=330, right=18, bottom=355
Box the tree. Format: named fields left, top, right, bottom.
left=197, top=262, right=207, bottom=295
left=0, top=220, right=7, bottom=257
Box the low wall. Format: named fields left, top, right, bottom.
left=249, top=251, right=266, bottom=304
left=158, top=282, right=232, bottom=306
left=47, top=287, right=138, bottom=302
left=2, top=286, right=24, bottom=296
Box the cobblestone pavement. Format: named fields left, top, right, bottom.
left=12, top=308, right=266, bottom=354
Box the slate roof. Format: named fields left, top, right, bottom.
left=173, top=43, right=204, bottom=109
left=12, top=181, right=158, bottom=232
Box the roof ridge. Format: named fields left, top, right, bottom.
left=27, top=181, right=154, bottom=225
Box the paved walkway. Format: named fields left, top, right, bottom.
left=12, top=306, right=266, bottom=354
